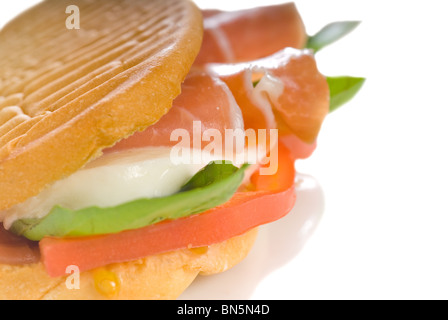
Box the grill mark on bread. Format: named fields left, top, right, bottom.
left=0, top=0, right=190, bottom=125
left=0, top=3, right=182, bottom=98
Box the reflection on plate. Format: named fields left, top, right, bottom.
left=179, top=172, right=325, bottom=300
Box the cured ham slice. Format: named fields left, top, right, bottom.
left=195, top=3, right=307, bottom=65
left=208, top=48, right=329, bottom=144
left=110, top=48, right=328, bottom=154
left=107, top=72, right=244, bottom=151
left=0, top=224, right=39, bottom=265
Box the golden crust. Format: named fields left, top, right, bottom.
left=0, top=229, right=258, bottom=300
left=0, top=0, right=203, bottom=210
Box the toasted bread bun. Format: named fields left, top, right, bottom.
left=0, top=0, right=203, bottom=211
left=0, top=228, right=258, bottom=300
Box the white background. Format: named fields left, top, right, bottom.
left=1, top=1, right=448, bottom=300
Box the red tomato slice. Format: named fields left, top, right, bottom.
left=40, top=142, right=297, bottom=278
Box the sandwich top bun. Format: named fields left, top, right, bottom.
left=0, top=0, right=203, bottom=211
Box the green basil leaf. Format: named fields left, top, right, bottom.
left=180, top=160, right=238, bottom=191
left=327, top=76, right=365, bottom=112
left=11, top=162, right=249, bottom=241
left=307, top=21, right=361, bottom=52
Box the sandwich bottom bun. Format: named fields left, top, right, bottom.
left=0, top=228, right=258, bottom=300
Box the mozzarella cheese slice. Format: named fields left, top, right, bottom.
left=0, top=146, right=262, bottom=229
